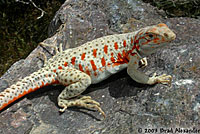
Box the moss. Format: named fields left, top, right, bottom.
left=0, top=0, right=65, bottom=76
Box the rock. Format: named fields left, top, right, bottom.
left=0, top=0, right=200, bottom=134
left=142, top=0, right=200, bottom=17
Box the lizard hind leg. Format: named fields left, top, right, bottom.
left=57, top=68, right=105, bottom=118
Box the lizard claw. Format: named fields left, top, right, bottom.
left=58, top=96, right=105, bottom=118
left=148, top=73, right=172, bottom=86
left=139, top=57, right=148, bottom=68
left=59, top=107, right=67, bottom=112
left=59, top=102, right=68, bottom=112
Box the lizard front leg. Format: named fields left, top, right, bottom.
left=56, top=68, right=105, bottom=118
left=127, top=55, right=172, bottom=85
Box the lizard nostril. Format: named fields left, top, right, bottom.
left=164, top=33, right=168, bottom=38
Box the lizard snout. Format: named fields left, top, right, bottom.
left=164, top=31, right=176, bottom=41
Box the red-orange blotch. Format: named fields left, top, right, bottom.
left=123, top=40, right=126, bottom=47
left=90, top=60, right=97, bottom=71
left=117, top=53, right=123, bottom=62
left=131, top=37, right=134, bottom=44
left=136, top=45, right=140, bottom=50
left=101, top=57, right=106, bottom=67
left=94, top=72, right=97, bottom=76
left=85, top=66, right=91, bottom=76
left=111, top=57, right=115, bottom=63
left=114, top=42, right=118, bottom=50
left=64, top=62, right=68, bottom=67
left=104, top=45, right=108, bottom=54
left=157, top=23, right=167, bottom=27
left=79, top=64, right=84, bottom=72
left=93, top=49, right=97, bottom=58
left=81, top=53, right=86, bottom=60
left=71, top=57, right=76, bottom=65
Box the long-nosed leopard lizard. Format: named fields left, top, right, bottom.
left=0, top=23, right=176, bottom=118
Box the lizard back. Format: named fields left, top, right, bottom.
left=47, top=33, right=135, bottom=84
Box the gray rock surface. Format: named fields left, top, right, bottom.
left=0, top=0, right=200, bottom=134
left=142, top=0, right=200, bottom=17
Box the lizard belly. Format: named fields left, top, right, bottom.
left=91, top=63, right=128, bottom=84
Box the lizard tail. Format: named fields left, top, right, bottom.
left=0, top=67, right=58, bottom=111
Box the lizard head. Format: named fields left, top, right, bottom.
left=133, top=23, right=176, bottom=56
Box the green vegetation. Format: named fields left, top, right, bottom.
left=0, top=0, right=64, bottom=76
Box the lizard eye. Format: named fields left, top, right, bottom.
left=148, top=34, right=153, bottom=38
left=145, top=34, right=154, bottom=41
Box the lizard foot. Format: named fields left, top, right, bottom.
left=147, top=73, right=172, bottom=86
left=38, top=51, right=48, bottom=65
left=58, top=96, right=105, bottom=118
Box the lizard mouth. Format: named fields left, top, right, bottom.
left=171, top=33, right=176, bottom=40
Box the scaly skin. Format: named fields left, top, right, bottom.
left=0, top=23, right=176, bottom=118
